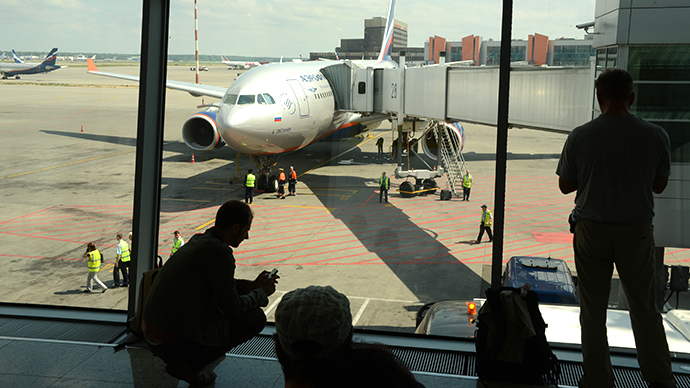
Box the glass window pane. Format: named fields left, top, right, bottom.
left=0, top=4, right=142, bottom=311
left=237, top=95, right=255, bottom=105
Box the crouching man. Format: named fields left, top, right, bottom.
left=143, top=200, right=278, bottom=386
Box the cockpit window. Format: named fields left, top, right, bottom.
left=222, top=93, right=238, bottom=105
left=257, top=94, right=266, bottom=105
left=263, top=94, right=276, bottom=104
left=237, top=94, right=256, bottom=105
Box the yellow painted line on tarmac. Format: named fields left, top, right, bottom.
left=298, top=132, right=383, bottom=178
left=196, top=218, right=216, bottom=230
left=0, top=149, right=135, bottom=180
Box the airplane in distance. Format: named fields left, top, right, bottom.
left=77, top=54, right=96, bottom=62
left=12, top=50, right=23, bottom=63
left=1, top=48, right=64, bottom=80
left=87, top=0, right=460, bottom=191
left=221, top=55, right=264, bottom=69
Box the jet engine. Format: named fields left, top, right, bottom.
left=181, top=109, right=225, bottom=151
left=420, top=121, right=465, bottom=161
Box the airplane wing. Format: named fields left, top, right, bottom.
left=87, top=58, right=226, bottom=99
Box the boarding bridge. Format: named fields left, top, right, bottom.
left=321, top=59, right=596, bottom=132
left=321, top=59, right=595, bottom=197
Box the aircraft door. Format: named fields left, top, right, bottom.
left=287, top=79, right=310, bottom=118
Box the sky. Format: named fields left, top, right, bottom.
left=1, top=0, right=596, bottom=58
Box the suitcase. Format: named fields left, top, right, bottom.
left=440, top=190, right=452, bottom=201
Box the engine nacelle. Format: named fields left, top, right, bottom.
left=182, top=109, right=225, bottom=151
left=421, top=122, right=465, bottom=161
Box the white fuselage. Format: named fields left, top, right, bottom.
left=216, top=61, right=357, bottom=155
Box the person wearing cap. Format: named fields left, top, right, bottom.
left=475, top=204, right=493, bottom=244
left=274, top=285, right=424, bottom=388
left=244, top=169, right=256, bottom=204
left=143, top=200, right=279, bottom=386
left=277, top=168, right=287, bottom=199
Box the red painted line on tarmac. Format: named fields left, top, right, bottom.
left=532, top=232, right=573, bottom=244
left=0, top=206, right=57, bottom=225
left=0, top=253, right=84, bottom=262
left=0, top=231, right=90, bottom=245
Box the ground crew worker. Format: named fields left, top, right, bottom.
left=376, top=137, right=384, bottom=155
left=379, top=171, right=390, bottom=203
left=244, top=169, right=256, bottom=204
left=83, top=242, right=107, bottom=293
left=462, top=170, right=473, bottom=201
left=172, top=230, right=185, bottom=257
left=475, top=204, right=493, bottom=243
left=278, top=168, right=286, bottom=199
left=288, top=166, right=297, bottom=196
left=114, top=233, right=130, bottom=287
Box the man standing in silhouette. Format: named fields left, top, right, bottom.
left=556, top=69, right=674, bottom=388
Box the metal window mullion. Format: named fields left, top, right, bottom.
left=128, top=0, right=170, bottom=319
left=491, top=0, right=513, bottom=288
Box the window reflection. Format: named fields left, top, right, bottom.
left=237, top=94, right=256, bottom=105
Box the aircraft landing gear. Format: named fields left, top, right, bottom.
left=252, top=155, right=279, bottom=193
left=15, top=75, right=20, bottom=79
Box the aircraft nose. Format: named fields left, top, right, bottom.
left=216, top=104, right=256, bottom=149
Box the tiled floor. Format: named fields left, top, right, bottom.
left=0, top=337, right=572, bottom=388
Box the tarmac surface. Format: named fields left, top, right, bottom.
left=2, top=63, right=690, bottom=332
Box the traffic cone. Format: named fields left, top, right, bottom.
left=81, top=125, right=84, bottom=132
left=191, top=154, right=196, bottom=164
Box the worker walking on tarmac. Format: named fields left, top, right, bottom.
left=379, top=171, right=390, bottom=203
left=171, top=230, right=185, bottom=257
left=462, top=170, right=473, bottom=201
left=113, top=233, right=130, bottom=287
left=475, top=204, right=493, bottom=243
left=288, top=166, right=297, bottom=196
left=376, top=137, right=384, bottom=156
left=83, top=242, right=107, bottom=293
left=244, top=169, right=256, bottom=204
left=277, top=168, right=286, bottom=199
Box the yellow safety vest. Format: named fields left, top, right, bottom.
left=246, top=173, right=256, bottom=188
left=380, top=176, right=390, bottom=189
left=463, top=174, right=472, bottom=188
left=172, top=238, right=183, bottom=255
left=482, top=210, right=492, bottom=227
left=119, top=240, right=131, bottom=262
left=88, top=250, right=102, bottom=272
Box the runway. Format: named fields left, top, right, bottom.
left=2, top=63, right=689, bottom=331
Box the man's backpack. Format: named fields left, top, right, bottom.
left=127, top=255, right=163, bottom=338
left=475, top=286, right=560, bottom=385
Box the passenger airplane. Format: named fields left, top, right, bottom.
left=87, top=0, right=458, bottom=191
left=12, top=50, right=23, bottom=63
left=1, top=48, right=64, bottom=79
left=221, top=55, right=264, bottom=69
